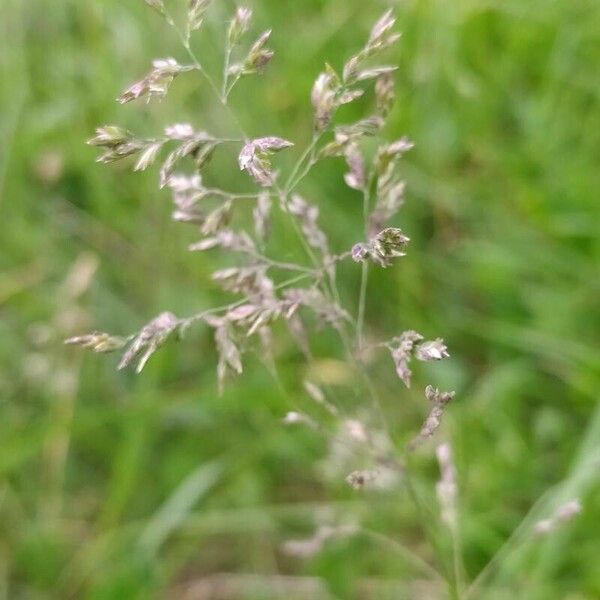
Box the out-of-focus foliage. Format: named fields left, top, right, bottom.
left=0, top=0, right=599, bottom=598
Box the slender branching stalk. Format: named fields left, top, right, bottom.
left=65, top=2, right=585, bottom=596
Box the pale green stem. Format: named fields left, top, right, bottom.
left=180, top=272, right=313, bottom=328
left=245, top=249, right=317, bottom=275
left=285, top=132, right=322, bottom=194
left=221, top=43, right=232, bottom=102
left=225, top=73, right=242, bottom=98
left=164, top=9, right=248, bottom=137
left=360, top=527, right=443, bottom=582
left=356, top=261, right=369, bottom=350
left=465, top=487, right=555, bottom=599
left=274, top=183, right=321, bottom=271
left=452, top=527, right=466, bottom=599
left=356, top=177, right=373, bottom=350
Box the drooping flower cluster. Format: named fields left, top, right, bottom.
left=65, top=332, right=127, bottom=354
left=118, top=311, right=179, bottom=373
left=117, top=58, right=193, bottom=105
left=410, top=386, right=455, bottom=449
left=238, top=136, right=293, bottom=186
left=343, top=10, right=400, bottom=84
left=76, top=3, right=462, bottom=543
left=187, top=0, right=211, bottom=35
left=228, top=7, right=253, bottom=46
left=352, top=227, right=410, bottom=267
left=76, top=7, right=457, bottom=469
left=228, top=29, right=274, bottom=77
left=63, top=6, right=590, bottom=588
left=87, top=126, right=145, bottom=165
left=383, top=332, right=449, bottom=388
left=62, top=6, right=468, bottom=585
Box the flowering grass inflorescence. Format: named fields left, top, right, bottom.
left=73, top=5, right=450, bottom=412
left=65, top=2, right=582, bottom=597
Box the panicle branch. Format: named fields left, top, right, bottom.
left=70, top=6, right=466, bottom=582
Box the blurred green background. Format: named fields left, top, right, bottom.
left=1, top=0, right=599, bottom=598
